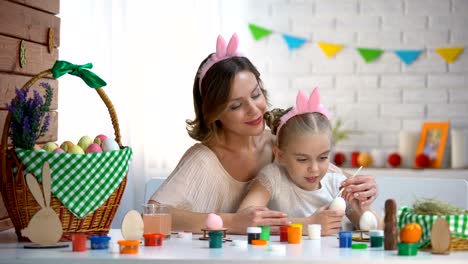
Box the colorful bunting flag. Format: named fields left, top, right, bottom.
left=282, top=34, right=308, bottom=50
left=248, top=23, right=273, bottom=41
left=318, top=42, right=343, bottom=58
left=435, top=47, right=464, bottom=64
left=357, top=48, right=384, bottom=63
left=394, top=50, right=423, bottom=65
left=247, top=23, right=465, bottom=64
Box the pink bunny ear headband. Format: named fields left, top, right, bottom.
left=198, top=33, right=242, bottom=90
left=277, top=88, right=333, bottom=135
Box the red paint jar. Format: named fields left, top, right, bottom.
left=143, top=233, right=164, bottom=246
left=72, top=234, right=87, bottom=252
left=280, top=226, right=289, bottom=242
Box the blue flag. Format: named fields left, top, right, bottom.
left=394, top=50, right=423, bottom=65
left=282, top=34, right=308, bottom=50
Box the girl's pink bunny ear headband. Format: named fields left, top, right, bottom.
left=277, top=88, right=333, bottom=135
left=198, top=33, right=242, bottom=90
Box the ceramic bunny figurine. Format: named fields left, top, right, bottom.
left=21, top=162, right=63, bottom=245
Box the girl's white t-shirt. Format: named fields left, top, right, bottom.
left=256, top=162, right=347, bottom=218
left=150, top=142, right=343, bottom=214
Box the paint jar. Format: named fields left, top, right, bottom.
left=339, top=231, right=352, bottom=248
left=89, top=235, right=111, bottom=250
left=398, top=242, right=419, bottom=256
left=118, top=240, right=140, bottom=254
left=288, top=226, right=302, bottom=244
left=259, top=225, right=270, bottom=241
left=370, top=230, right=384, bottom=248
left=143, top=233, right=164, bottom=246
left=71, top=234, right=87, bottom=252
left=252, top=239, right=267, bottom=246
left=209, top=231, right=223, bottom=248
left=308, top=224, right=321, bottom=240
left=279, top=226, right=289, bottom=242
left=246, top=227, right=261, bottom=244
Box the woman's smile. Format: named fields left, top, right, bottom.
left=245, top=116, right=263, bottom=126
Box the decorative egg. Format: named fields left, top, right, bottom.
left=329, top=197, right=346, bottom=211
left=357, top=152, right=373, bottom=167
left=205, top=213, right=223, bottom=229
left=415, top=153, right=430, bottom=168
left=53, top=147, right=65, bottom=153
left=333, top=152, right=346, bottom=166
left=94, top=134, right=108, bottom=146
left=102, top=138, right=120, bottom=152
left=60, top=141, right=74, bottom=152
left=387, top=153, right=402, bottom=167
left=43, top=142, right=58, bottom=152
left=86, top=143, right=103, bottom=154
left=77, top=136, right=93, bottom=151
left=67, top=145, right=85, bottom=154
left=359, top=211, right=378, bottom=231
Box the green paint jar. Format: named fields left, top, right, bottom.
left=370, top=230, right=384, bottom=248
left=209, top=231, right=223, bottom=248
left=259, top=225, right=270, bottom=241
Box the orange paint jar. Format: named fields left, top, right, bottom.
left=288, top=226, right=302, bottom=244
left=118, top=240, right=140, bottom=254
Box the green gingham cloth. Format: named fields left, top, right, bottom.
left=398, top=206, right=468, bottom=248
left=15, top=147, right=132, bottom=218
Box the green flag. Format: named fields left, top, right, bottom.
left=357, top=48, right=384, bottom=63
left=248, top=23, right=272, bottom=41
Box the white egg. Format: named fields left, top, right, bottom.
left=359, top=211, right=378, bottom=231
left=102, top=138, right=120, bottom=152
left=329, top=197, right=346, bottom=211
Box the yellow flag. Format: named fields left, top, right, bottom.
left=318, top=42, right=344, bottom=58
left=435, top=47, right=464, bottom=64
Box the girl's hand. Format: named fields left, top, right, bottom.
left=341, top=175, right=378, bottom=206
left=231, top=206, right=289, bottom=234
left=309, top=205, right=345, bottom=236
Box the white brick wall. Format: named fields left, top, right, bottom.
left=239, top=0, right=468, bottom=157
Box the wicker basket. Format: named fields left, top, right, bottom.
left=0, top=68, right=129, bottom=241
left=399, top=207, right=468, bottom=251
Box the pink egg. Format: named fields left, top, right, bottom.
left=53, top=147, right=65, bottom=153
left=86, top=143, right=103, bottom=153
left=94, top=134, right=108, bottom=146
left=205, top=213, right=223, bottom=229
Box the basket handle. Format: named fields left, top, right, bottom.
left=1, top=67, right=124, bottom=182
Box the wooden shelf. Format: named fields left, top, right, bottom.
left=341, top=167, right=468, bottom=180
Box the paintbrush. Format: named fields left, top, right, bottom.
left=335, top=166, right=362, bottom=199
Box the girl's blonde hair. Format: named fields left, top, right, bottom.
left=265, top=109, right=332, bottom=149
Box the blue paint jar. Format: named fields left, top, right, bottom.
left=339, top=231, right=352, bottom=248
left=89, top=235, right=111, bottom=250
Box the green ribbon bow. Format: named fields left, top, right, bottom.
left=51, top=60, right=107, bottom=88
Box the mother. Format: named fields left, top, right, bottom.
left=150, top=33, right=377, bottom=234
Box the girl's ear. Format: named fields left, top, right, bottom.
left=273, top=145, right=284, bottom=164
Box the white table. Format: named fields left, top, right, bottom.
left=0, top=229, right=467, bottom=264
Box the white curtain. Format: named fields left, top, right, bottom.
left=59, top=0, right=225, bottom=226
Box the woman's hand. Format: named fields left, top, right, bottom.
left=230, top=206, right=289, bottom=234
left=341, top=174, right=378, bottom=206
left=308, top=205, right=345, bottom=236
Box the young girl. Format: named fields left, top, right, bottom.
left=238, top=88, right=381, bottom=235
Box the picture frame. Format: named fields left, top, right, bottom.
left=414, top=122, right=450, bottom=168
